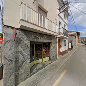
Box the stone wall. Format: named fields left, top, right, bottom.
left=3, top=25, right=57, bottom=86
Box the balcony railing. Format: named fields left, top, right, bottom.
left=58, top=27, right=68, bottom=37
left=58, top=28, right=63, bottom=35
left=63, top=28, right=68, bottom=37
left=20, top=2, right=58, bottom=34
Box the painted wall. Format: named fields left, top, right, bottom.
left=60, top=39, right=68, bottom=52
left=3, top=0, right=21, bottom=28
left=56, top=0, right=68, bottom=34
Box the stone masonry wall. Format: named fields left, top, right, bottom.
left=3, top=25, right=57, bottom=86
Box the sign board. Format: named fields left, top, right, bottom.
left=0, top=33, right=4, bottom=44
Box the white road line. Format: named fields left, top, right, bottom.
left=53, top=70, right=67, bottom=86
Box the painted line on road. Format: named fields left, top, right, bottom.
left=53, top=70, right=67, bottom=86
left=52, top=48, right=78, bottom=86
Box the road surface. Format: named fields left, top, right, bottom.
left=54, top=45, right=86, bottom=86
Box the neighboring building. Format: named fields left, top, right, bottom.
left=0, top=0, right=3, bottom=63
left=0, top=0, right=4, bottom=81
left=68, top=31, right=80, bottom=50
left=57, top=0, right=69, bottom=56
left=80, top=37, right=86, bottom=44
left=0, top=0, right=3, bottom=33
left=76, top=32, right=80, bottom=46
left=3, top=0, right=59, bottom=86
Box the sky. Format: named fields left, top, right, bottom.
left=67, top=0, right=86, bottom=37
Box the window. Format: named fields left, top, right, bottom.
left=38, top=6, right=47, bottom=27
left=64, top=24, right=66, bottom=29
left=59, top=21, right=61, bottom=28
left=38, top=7, right=47, bottom=17
left=64, top=40, right=66, bottom=46
left=64, top=13, right=66, bottom=19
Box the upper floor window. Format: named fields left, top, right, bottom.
left=59, top=21, right=61, bottom=28
left=64, top=24, right=66, bottom=29
left=38, top=6, right=47, bottom=17
left=38, top=6, right=47, bottom=27
left=64, top=13, right=66, bottom=20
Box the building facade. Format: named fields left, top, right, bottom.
left=68, top=31, right=80, bottom=50
left=3, top=0, right=60, bottom=86
left=57, top=0, right=69, bottom=56
left=81, top=37, right=86, bottom=44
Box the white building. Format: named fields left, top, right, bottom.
left=57, top=0, right=69, bottom=56
left=0, top=0, right=3, bottom=33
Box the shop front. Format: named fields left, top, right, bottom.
left=30, top=42, right=50, bottom=67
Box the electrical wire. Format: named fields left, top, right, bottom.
left=69, top=4, right=86, bottom=15
left=68, top=2, right=86, bottom=32
left=65, top=0, right=86, bottom=3
left=69, top=8, right=78, bottom=32
left=68, top=1, right=86, bottom=3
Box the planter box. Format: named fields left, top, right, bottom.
left=39, top=59, right=42, bottom=63
left=43, top=57, right=49, bottom=62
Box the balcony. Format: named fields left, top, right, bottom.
left=63, top=28, right=68, bottom=37
left=19, top=2, right=58, bottom=36
left=58, top=27, right=68, bottom=38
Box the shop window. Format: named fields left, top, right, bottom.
left=30, top=42, right=50, bottom=63
left=0, top=6, right=1, bottom=12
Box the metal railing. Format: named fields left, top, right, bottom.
left=20, top=2, right=58, bottom=33
left=63, top=28, right=68, bottom=37
left=58, top=28, right=63, bottom=35
left=58, top=27, right=68, bottom=37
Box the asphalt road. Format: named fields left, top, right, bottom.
left=18, top=45, right=86, bottom=86
left=56, top=45, right=86, bottom=86
left=0, top=79, right=3, bottom=86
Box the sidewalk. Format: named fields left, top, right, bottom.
left=18, top=46, right=79, bottom=86
left=58, top=45, right=78, bottom=62
left=0, top=79, right=3, bottom=86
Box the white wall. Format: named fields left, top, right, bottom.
left=57, top=1, right=68, bottom=52
left=60, top=38, right=68, bottom=52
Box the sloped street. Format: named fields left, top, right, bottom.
left=54, top=45, right=86, bottom=86
left=17, top=45, right=78, bottom=86
left=18, top=45, right=86, bottom=86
